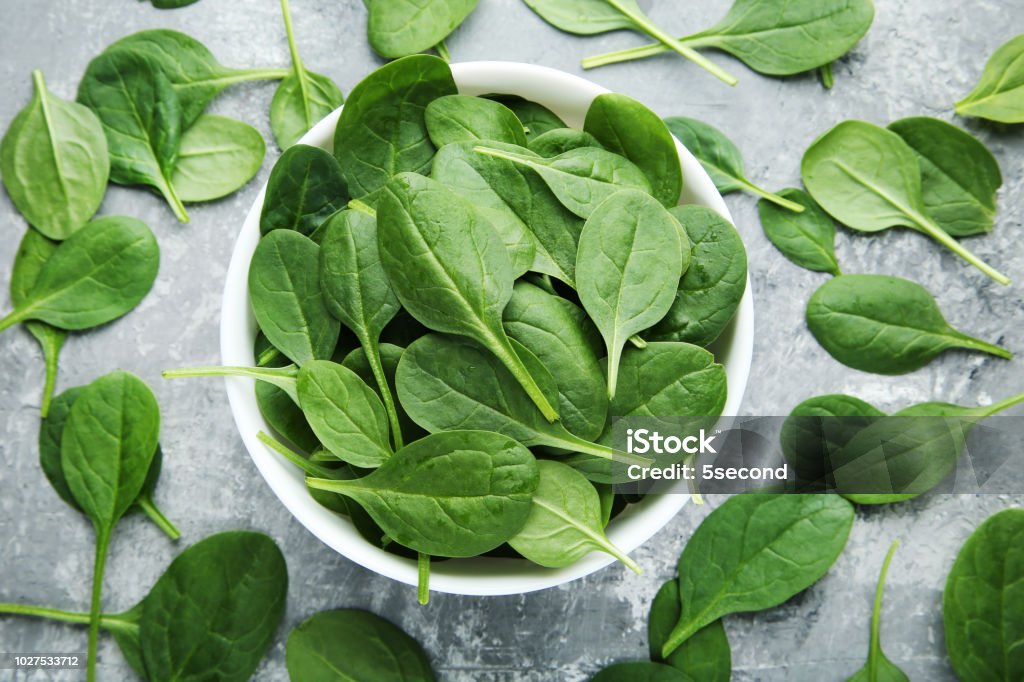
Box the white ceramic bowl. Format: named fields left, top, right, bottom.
left=222, top=62, right=754, bottom=596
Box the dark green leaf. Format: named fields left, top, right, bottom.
left=366, top=0, right=478, bottom=58
left=590, top=661, right=692, bottom=682
left=845, top=541, right=908, bottom=682
left=260, top=144, right=350, bottom=237
left=757, top=188, right=841, bottom=275
left=528, top=128, right=603, bottom=158
left=425, top=94, right=527, bottom=147
left=487, top=95, right=566, bottom=139
left=649, top=581, right=731, bottom=680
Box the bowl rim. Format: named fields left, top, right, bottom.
left=221, top=60, right=754, bottom=596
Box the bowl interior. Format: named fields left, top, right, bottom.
left=221, top=62, right=754, bottom=596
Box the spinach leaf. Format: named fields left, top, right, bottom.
left=296, top=360, right=393, bottom=468
left=487, top=95, right=566, bottom=139
left=801, top=120, right=1009, bottom=285
left=611, top=342, right=727, bottom=421
left=366, top=0, right=477, bottom=59
left=170, top=114, right=265, bottom=202
left=582, top=0, right=874, bottom=78
left=248, top=229, right=340, bottom=366
left=261, top=144, right=350, bottom=237
left=10, top=229, right=68, bottom=416
left=649, top=581, right=731, bottom=680
left=508, top=460, right=639, bottom=572
left=888, top=117, right=1002, bottom=238
left=584, top=93, right=682, bottom=208
left=105, top=30, right=289, bottom=127
left=1, top=70, right=109, bottom=240
left=377, top=172, right=559, bottom=421
left=956, top=34, right=1024, bottom=123
left=77, top=49, right=188, bottom=222
left=504, top=282, right=607, bottom=441
left=664, top=117, right=803, bottom=212
left=60, top=371, right=161, bottom=679
left=649, top=206, right=747, bottom=347
left=272, top=0, right=345, bottom=150
left=256, top=379, right=319, bottom=453
left=431, top=140, right=580, bottom=285
left=473, top=143, right=653, bottom=219
left=576, top=190, right=685, bottom=396
left=149, top=0, right=202, bottom=8
left=343, top=344, right=429, bottom=444
left=529, top=128, right=603, bottom=158
left=943, top=508, right=1024, bottom=681
left=845, top=541, right=908, bottom=682
left=396, top=334, right=648, bottom=464
left=426, top=94, right=528, bottom=147
left=661, top=494, right=854, bottom=657
left=806, top=274, right=1011, bottom=374
left=334, top=55, right=457, bottom=198
left=522, top=0, right=738, bottom=85
left=0, top=216, right=159, bottom=334
left=307, top=430, right=538, bottom=557
left=287, top=609, right=436, bottom=681
left=591, top=662, right=691, bottom=682
left=757, top=188, right=841, bottom=275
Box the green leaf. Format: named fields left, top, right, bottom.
left=248, top=229, right=340, bottom=366
left=529, top=128, right=603, bottom=158
left=343, top=344, right=429, bottom=444
left=956, top=34, right=1024, bottom=123
left=757, top=188, right=841, bottom=275
left=662, top=494, right=854, bottom=657
left=611, top=342, right=727, bottom=421
left=1, top=70, right=109, bottom=239
left=801, top=120, right=1009, bottom=285
left=307, top=430, right=538, bottom=557
left=649, top=205, right=747, bottom=348
left=170, top=115, right=265, bottom=202
left=648, top=581, right=731, bottom=680
left=149, top=0, right=202, bottom=9
left=584, top=93, right=682, bottom=208
left=806, top=274, right=1011, bottom=375
left=590, top=662, right=692, bottom=682
left=77, top=49, right=189, bottom=222
left=487, top=95, right=566, bottom=139
left=286, top=609, right=436, bottom=681
left=377, top=172, right=559, bottom=421
left=260, top=144, right=350, bottom=237
left=426, top=94, right=527, bottom=147
left=0, top=217, right=160, bottom=334
left=943, top=508, right=1024, bottom=682
left=888, top=117, right=1002, bottom=238
left=334, top=55, right=457, bottom=197
left=575, top=189, right=684, bottom=396
left=845, top=541, right=908, bottom=682
left=366, top=0, right=478, bottom=58
left=508, top=460, right=639, bottom=572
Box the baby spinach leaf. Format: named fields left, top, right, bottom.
left=256, top=379, right=319, bottom=453
left=504, top=282, right=608, bottom=441
left=487, top=95, right=566, bottom=139
left=650, top=206, right=747, bottom=348
left=334, top=55, right=457, bottom=198
left=0, top=216, right=159, bottom=334
left=261, top=144, right=350, bottom=237
left=296, top=360, right=393, bottom=468
left=757, top=188, right=841, bottom=275
left=649, top=581, right=731, bottom=680
left=508, top=460, right=640, bottom=572
left=584, top=93, right=682, bottom=208
left=611, top=342, right=727, bottom=422
left=591, top=662, right=692, bottom=682
left=426, top=94, right=527, bottom=147
left=956, top=34, right=1024, bottom=123
left=522, top=0, right=738, bottom=85
left=575, top=190, right=684, bottom=396
left=377, top=172, right=559, bottom=421
left=529, top=128, right=603, bottom=158
left=10, top=229, right=68, bottom=416
left=888, top=117, right=1002, bottom=238
left=77, top=49, right=189, bottom=222
left=272, top=0, right=345, bottom=150
left=343, top=344, right=429, bottom=444
left=105, top=30, right=290, bottom=127
left=582, top=0, right=874, bottom=78
left=806, top=274, right=1011, bottom=375
left=1, top=70, right=109, bottom=240
left=287, top=609, right=436, bottom=681
left=664, top=117, right=803, bottom=212
left=801, top=120, right=1009, bottom=285
left=307, top=430, right=538, bottom=557
left=170, top=114, right=265, bottom=203
left=845, top=541, right=908, bottom=682
left=943, top=508, right=1024, bottom=682
left=248, top=229, right=340, bottom=366
left=149, top=0, right=202, bottom=9
left=431, top=140, right=580, bottom=284
left=662, top=494, right=854, bottom=657
left=320, top=209, right=404, bottom=447
left=473, top=143, right=653, bottom=219
left=397, top=334, right=648, bottom=465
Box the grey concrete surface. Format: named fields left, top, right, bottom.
left=1, top=0, right=1023, bottom=680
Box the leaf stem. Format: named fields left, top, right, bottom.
left=581, top=34, right=717, bottom=70
left=0, top=306, right=32, bottom=334
left=819, top=63, right=835, bottom=89
left=162, top=365, right=299, bottom=401
left=159, top=174, right=190, bottom=223
left=868, top=540, right=899, bottom=669
left=258, top=431, right=339, bottom=478
left=279, top=0, right=312, bottom=125
left=740, top=179, right=806, bottom=213
left=256, top=345, right=282, bottom=367
left=229, top=67, right=294, bottom=82
left=417, top=553, right=431, bottom=605
left=0, top=603, right=92, bottom=625
left=38, top=329, right=66, bottom=418
left=86, top=526, right=111, bottom=682
left=955, top=335, right=1012, bottom=360
left=985, top=392, right=1024, bottom=416
left=363, top=336, right=404, bottom=450
left=488, top=333, right=560, bottom=422
left=909, top=211, right=1009, bottom=285
left=435, top=40, right=451, bottom=63
left=348, top=199, right=377, bottom=218
left=135, top=495, right=181, bottom=541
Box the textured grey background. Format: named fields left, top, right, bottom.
left=1, top=0, right=1023, bottom=680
